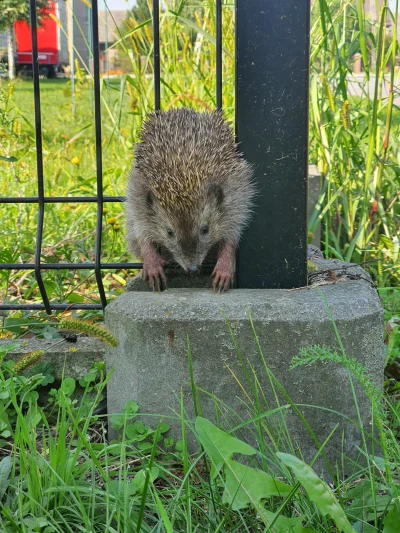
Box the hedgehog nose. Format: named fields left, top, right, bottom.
left=188, top=265, right=198, bottom=273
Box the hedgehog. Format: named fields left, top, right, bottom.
left=126, top=108, right=255, bottom=292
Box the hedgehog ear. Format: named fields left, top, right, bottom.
left=208, top=183, right=224, bottom=207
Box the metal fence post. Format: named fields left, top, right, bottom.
left=236, top=0, right=311, bottom=289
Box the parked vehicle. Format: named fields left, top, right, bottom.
left=13, top=0, right=68, bottom=77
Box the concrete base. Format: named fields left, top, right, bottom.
left=105, top=260, right=384, bottom=472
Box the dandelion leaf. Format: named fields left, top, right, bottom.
left=277, top=453, right=355, bottom=533
left=195, top=417, right=256, bottom=479
left=61, top=377, right=76, bottom=396
left=222, top=459, right=292, bottom=511
left=383, top=506, right=400, bottom=533
left=133, top=467, right=159, bottom=493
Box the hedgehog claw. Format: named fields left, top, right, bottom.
left=142, top=261, right=167, bottom=292
left=212, top=274, right=233, bottom=294
left=211, top=268, right=233, bottom=293
left=211, top=243, right=235, bottom=293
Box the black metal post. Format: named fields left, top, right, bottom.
left=235, top=0, right=310, bottom=289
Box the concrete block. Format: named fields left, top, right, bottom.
left=105, top=260, right=384, bottom=471
left=1, top=338, right=105, bottom=382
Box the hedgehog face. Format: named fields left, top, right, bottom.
left=149, top=183, right=224, bottom=272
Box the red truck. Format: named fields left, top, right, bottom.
left=3, top=0, right=69, bottom=78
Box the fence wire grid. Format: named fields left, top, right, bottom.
left=0, top=0, right=224, bottom=314
left=1, top=0, right=311, bottom=314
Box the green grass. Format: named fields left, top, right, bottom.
left=0, top=312, right=399, bottom=532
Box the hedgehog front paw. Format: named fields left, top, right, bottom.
left=212, top=260, right=235, bottom=293
left=140, top=243, right=167, bottom=291
left=142, top=260, right=167, bottom=291
left=212, top=265, right=234, bottom=293
left=142, top=264, right=167, bottom=291
left=212, top=243, right=235, bottom=293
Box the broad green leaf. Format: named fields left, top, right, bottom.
left=66, top=293, right=85, bottom=303
left=111, top=402, right=139, bottom=431
left=43, top=280, right=57, bottom=299
left=29, top=413, right=42, bottom=429
left=32, top=517, right=48, bottom=528
left=342, top=480, right=374, bottom=501
left=0, top=456, right=12, bottom=500
left=109, top=479, right=137, bottom=497
left=133, top=467, right=159, bottom=493
left=0, top=343, right=19, bottom=358
left=61, top=377, right=76, bottom=396
left=223, top=459, right=292, bottom=511
left=158, top=422, right=170, bottom=434
left=383, top=506, right=400, bottom=533
left=110, top=413, right=125, bottom=430
left=123, top=400, right=139, bottom=417
left=125, top=421, right=153, bottom=442
left=24, top=391, right=39, bottom=403
left=4, top=317, right=31, bottom=334
left=277, top=453, right=355, bottom=533
left=342, top=480, right=390, bottom=521
left=79, top=370, right=97, bottom=387
left=26, top=362, right=55, bottom=386
left=137, top=441, right=153, bottom=451
left=135, top=421, right=147, bottom=434
left=351, top=522, right=376, bottom=533
left=195, top=417, right=256, bottom=479
left=42, top=326, right=60, bottom=340
left=0, top=156, right=18, bottom=163
left=0, top=407, right=11, bottom=438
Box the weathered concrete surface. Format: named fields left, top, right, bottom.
left=106, top=262, right=384, bottom=471
left=1, top=338, right=105, bottom=382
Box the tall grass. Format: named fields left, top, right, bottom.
left=0, top=0, right=399, bottom=314
left=308, top=0, right=400, bottom=285
left=1, top=311, right=399, bottom=531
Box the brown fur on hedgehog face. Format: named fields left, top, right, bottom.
left=146, top=180, right=225, bottom=272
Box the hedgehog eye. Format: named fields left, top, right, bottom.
left=200, top=224, right=209, bottom=236
left=167, top=228, right=174, bottom=237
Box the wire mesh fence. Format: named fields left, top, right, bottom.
left=0, top=0, right=225, bottom=314
left=0, top=0, right=311, bottom=314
